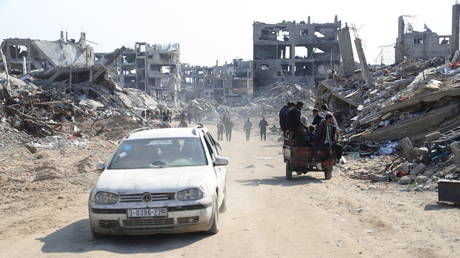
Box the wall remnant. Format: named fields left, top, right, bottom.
left=1, top=31, right=94, bottom=75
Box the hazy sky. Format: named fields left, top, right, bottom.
left=0, top=0, right=456, bottom=66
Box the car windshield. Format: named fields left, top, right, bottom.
left=108, top=137, right=208, bottom=169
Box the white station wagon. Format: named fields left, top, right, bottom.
left=88, top=126, right=228, bottom=237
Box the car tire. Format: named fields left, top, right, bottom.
left=219, top=187, right=227, bottom=213
left=286, top=163, right=293, bottom=180
left=207, top=196, right=220, bottom=234
left=90, top=227, right=105, bottom=239
left=324, top=165, right=333, bottom=180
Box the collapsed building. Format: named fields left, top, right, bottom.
left=181, top=59, right=253, bottom=104
left=252, top=17, right=341, bottom=95
left=395, top=4, right=460, bottom=63
left=314, top=3, right=460, bottom=191
left=96, top=43, right=181, bottom=101
left=1, top=32, right=94, bottom=75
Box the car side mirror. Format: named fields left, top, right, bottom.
left=96, top=162, right=106, bottom=170
left=214, top=157, right=229, bottom=166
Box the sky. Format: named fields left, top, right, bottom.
left=0, top=0, right=457, bottom=66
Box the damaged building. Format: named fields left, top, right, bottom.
left=253, top=17, right=341, bottom=95
left=1, top=32, right=94, bottom=75
left=181, top=59, right=253, bottom=104
left=395, top=4, right=460, bottom=63
left=97, top=43, right=181, bottom=101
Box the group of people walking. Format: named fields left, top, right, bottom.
left=217, top=115, right=233, bottom=141
left=215, top=115, right=269, bottom=142
left=243, top=117, right=268, bottom=141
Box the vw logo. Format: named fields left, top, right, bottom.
left=142, top=193, right=152, bottom=202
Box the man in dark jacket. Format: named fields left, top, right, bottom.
left=312, top=109, right=323, bottom=127
left=259, top=117, right=268, bottom=141
left=287, top=102, right=305, bottom=146
left=279, top=102, right=294, bottom=133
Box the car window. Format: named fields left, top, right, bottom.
left=206, top=132, right=221, bottom=155
left=202, top=134, right=217, bottom=160
left=108, top=137, right=208, bottom=169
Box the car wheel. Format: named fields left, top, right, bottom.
left=324, top=165, right=333, bottom=180
left=219, top=187, right=227, bottom=213
left=207, top=196, right=220, bottom=234
left=286, top=163, right=293, bottom=180
left=90, top=227, right=105, bottom=239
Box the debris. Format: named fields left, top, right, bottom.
left=33, top=162, right=60, bottom=182
left=450, top=142, right=460, bottom=167
left=398, top=176, right=412, bottom=185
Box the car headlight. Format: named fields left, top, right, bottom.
left=176, top=188, right=203, bottom=201
left=94, top=191, right=119, bottom=204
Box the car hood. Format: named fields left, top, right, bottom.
left=95, top=166, right=213, bottom=193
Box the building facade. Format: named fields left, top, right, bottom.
left=253, top=17, right=341, bottom=95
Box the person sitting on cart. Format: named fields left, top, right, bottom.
left=313, top=114, right=343, bottom=163
left=279, top=102, right=295, bottom=134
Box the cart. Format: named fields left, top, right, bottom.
left=283, top=140, right=336, bottom=180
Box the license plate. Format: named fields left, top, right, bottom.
left=127, top=208, right=167, bottom=218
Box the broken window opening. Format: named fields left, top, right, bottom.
left=10, top=45, right=29, bottom=59
left=136, top=59, right=145, bottom=68
left=160, top=53, right=170, bottom=61
left=281, top=64, right=292, bottom=76
left=313, top=48, right=325, bottom=54
left=260, top=64, right=269, bottom=70
left=161, top=66, right=171, bottom=74
left=254, top=45, right=277, bottom=59
left=277, top=30, right=290, bottom=42
left=295, top=46, right=309, bottom=59
left=148, top=78, right=156, bottom=86
left=439, top=37, right=450, bottom=45
left=294, top=62, right=312, bottom=76
left=300, top=29, right=309, bottom=36
left=150, top=64, right=161, bottom=72
left=414, top=38, right=424, bottom=45
left=314, top=31, right=326, bottom=38
left=260, top=29, right=277, bottom=41
left=278, top=45, right=291, bottom=59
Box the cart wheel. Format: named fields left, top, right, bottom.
left=324, top=165, right=333, bottom=180
left=286, top=163, right=293, bottom=180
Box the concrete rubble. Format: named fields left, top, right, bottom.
left=316, top=4, right=460, bottom=191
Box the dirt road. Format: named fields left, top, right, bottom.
left=0, top=127, right=459, bottom=258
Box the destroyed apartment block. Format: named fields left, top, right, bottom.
left=253, top=17, right=341, bottom=95
left=1, top=31, right=94, bottom=75
left=96, top=43, right=181, bottom=101
left=395, top=4, right=460, bottom=63
left=181, top=59, right=253, bottom=104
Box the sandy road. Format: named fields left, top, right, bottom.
left=0, top=127, right=459, bottom=258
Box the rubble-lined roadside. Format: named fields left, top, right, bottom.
left=319, top=58, right=460, bottom=190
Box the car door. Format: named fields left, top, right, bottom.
left=202, top=132, right=226, bottom=205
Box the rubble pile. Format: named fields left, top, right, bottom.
left=321, top=57, right=460, bottom=190
left=0, top=71, right=163, bottom=146
left=226, top=83, right=316, bottom=125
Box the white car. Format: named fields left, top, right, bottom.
left=88, top=126, right=228, bottom=237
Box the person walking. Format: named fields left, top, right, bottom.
left=224, top=119, right=233, bottom=141
left=259, top=117, right=268, bottom=141
left=217, top=121, right=224, bottom=141
left=243, top=118, right=253, bottom=141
